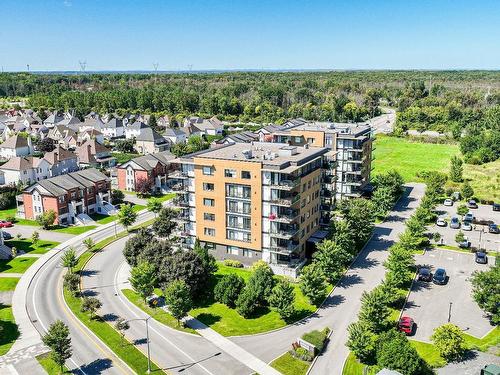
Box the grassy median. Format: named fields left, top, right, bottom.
left=270, top=352, right=310, bottom=375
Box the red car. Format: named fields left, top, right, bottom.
left=0, top=220, right=13, bottom=228
left=398, top=316, right=415, bottom=335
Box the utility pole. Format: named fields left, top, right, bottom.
left=153, top=63, right=159, bottom=84
left=79, top=60, right=87, bottom=73
left=27, top=64, right=30, bottom=72
left=448, top=302, right=452, bottom=322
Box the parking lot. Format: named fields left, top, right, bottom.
left=402, top=248, right=495, bottom=342
left=432, top=202, right=500, bottom=252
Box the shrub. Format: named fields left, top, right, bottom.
left=223, top=259, right=243, bottom=268
left=214, top=274, right=245, bottom=308
left=457, top=204, right=468, bottom=216
left=5, top=215, right=16, bottom=223
left=431, top=323, right=466, bottom=361
left=289, top=347, right=314, bottom=362
left=236, top=287, right=259, bottom=318
left=376, top=330, right=425, bottom=375
left=301, top=328, right=330, bottom=353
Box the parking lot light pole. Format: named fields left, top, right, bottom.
left=448, top=302, right=453, bottom=322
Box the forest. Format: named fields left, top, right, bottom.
left=1, top=70, right=499, bottom=163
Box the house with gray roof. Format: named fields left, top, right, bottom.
left=134, top=128, right=169, bottom=154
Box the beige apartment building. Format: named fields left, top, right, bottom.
left=169, top=142, right=335, bottom=276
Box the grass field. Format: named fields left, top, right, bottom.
left=188, top=263, right=331, bottom=336
left=410, top=340, right=446, bottom=368
left=112, top=152, right=139, bottom=165
left=0, top=207, right=38, bottom=226
left=0, top=277, right=19, bottom=291
left=51, top=225, right=98, bottom=234
left=464, top=326, right=500, bottom=353
left=372, top=135, right=459, bottom=182
left=270, top=352, right=310, bottom=375
left=122, top=289, right=197, bottom=335
left=5, top=239, right=59, bottom=255
left=0, top=304, right=19, bottom=355
left=0, top=257, right=37, bottom=273
left=36, top=353, right=70, bottom=374
left=342, top=352, right=378, bottom=375
left=463, top=159, right=500, bottom=202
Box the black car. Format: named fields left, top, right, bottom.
left=1, top=231, right=12, bottom=240
left=432, top=268, right=447, bottom=285
left=493, top=203, right=500, bottom=212
left=489, top=224, right=499, bottom=234
left=475, top=252, right=488, bottom=264
left=467, top=200, right=478, bottom=209
left=417, top=267, right=432, bottom=281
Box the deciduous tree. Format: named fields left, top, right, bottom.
left=118, top=204, right=137, bottom=231
left=42, top=320, right=72, bottom=373
left=268, top=279, right=295, bottom=320
left=163, top=280, right=192, bottom=325
left=299, top=263, right=327, bottom=306
left=431, top=323, right=466, bottom=361
left=129, top=262, right=157, bottom=302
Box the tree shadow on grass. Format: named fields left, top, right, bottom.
left=101, top=313, right=119, bottom=322
left=194, top=313, right=222, bottom=326
left=0, top=303, right=20, bottom=347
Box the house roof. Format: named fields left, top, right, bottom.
left=44, top=112, right=64, bottom=124
left=76, top=139, right=111, bottom=164
left=0, top=156, right=41, bottom=171
left=119, top=150, right=175, bottom=171
left=163, top=127, right=185, bottom=137
left=127, top=121, right=149, bottom=131
left=1, top=135, right=29, bottom=149
left=24, top=168, right=108, bottom=197
left=104, top=118, right=123, bottom=129
left=58, top=116, right=81, bottom=127
left=43, top=146, right=77, bottom=165
left=135, top=127, right=166, bottom=143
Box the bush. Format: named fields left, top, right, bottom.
left=301, top=328, right=330, bottom=353
left=376, top=330, right=426, bottom=375
left=289, top=347, right=314, bottom=362
left=36, top=210, right=56, bottom=229
left=431, top=323, right=466, bottom=361
left=236, top=287, right=259, bottom=318
left=111, top=189, right=125, bottom=204
left=223, top=259, right=243, bottom=268
left=457, top=204, right=468, bottom=216
left=214, top=274, right=245, bottom=308
left=5, top=215, right=16, bottom=223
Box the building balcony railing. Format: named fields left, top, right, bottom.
left=171, top=183, right=188, bottom=192
left=344, top=169, right=362, bottom=175
left=227, top=223, right=251, bottom=231
left=173, top=214, right=190, bottom=223
left=322, top=161, right=338, bottom=169
left=226, top=207, right=252, bottom=215
left=322, top=175, right=337, bottom=184
left=172, top=198, right=189, bottom=208
left=269, top=194, right=300, bottom=207
left=269, top=228, right=299, bottom=239
left=270, top=241, right=300, bottom=255
left=168, top=170, right=189, bottom=179
left=269, top=178, right=300, bottom=191
left=269, top=211, right=299, bottom=224
left=226, top=192, right=252, bottom=200
left=320, top=189, right=332, bottom=198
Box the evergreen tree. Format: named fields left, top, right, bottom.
left=268, top=279, right=295, bottom=320
left=449, top=155, right=463, bottom=182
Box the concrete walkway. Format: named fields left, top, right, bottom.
left=0, top=273, right=22, bottom=278
left=186, top=318, right=281, bottom=375
left=16, top=254, right=42, bottom=258
left=0, top=343, right=48, bottom=374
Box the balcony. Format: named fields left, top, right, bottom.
left=269, top=210, right=299, bottom=224
left=320, top=189, right=332, bottom=198
left=171, top=183, right=188, bottom=192
left=270, top=227, right=299, bottom=240
left=270, top=241, right=300, bottom=255
left=227, top=222, right=251, bottom=231
left=172, top=198, right=189, bottom=208
left=226, top=207, right=252, bottom=215
left=226, top=192, right=251, bottom=200
left=323, top=175, right=337, bottom=184
left=270, top=178, right=300, bottom=191
left=322, top=160, right=338, bottom=169
left=269, top=194, right=300, bottom=207
left=168, top=170, right=189, bottom=179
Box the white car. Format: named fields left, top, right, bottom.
left=436, top=217, right=447, bottom=227
left=444, top=199, right=453, bottom=206
left=462, top=221, right=472, bottom=231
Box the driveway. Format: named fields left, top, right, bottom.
left=433, top=202, right=500, bottom=252
left=437, top=350, right=500, bottom=375
left=403, top=249, right=495, bottom=341
left=232, top=183, right=426, bottom=375
left=3, top=225, right=73, bottom=243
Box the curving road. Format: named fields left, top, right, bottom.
left=82, top=235, right=252, bottom=375
left=23, top=209, right=156, bottom=374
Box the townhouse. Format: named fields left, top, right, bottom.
left=169, top=142, right=336, bottom=277
left=117, top=150, right=175, bottom=193
left=19, top=168, right=112, bottom=225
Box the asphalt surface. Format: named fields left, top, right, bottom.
left=24, top=210, right=155, bottom=374
left=232, top=183, right=426, bottom=375
left=3, top=225, right=73, bottom=243
left=82, top=235, right=253, bottom=375
left=370, top=108, right=396, bottom=134
left=404, top=248, right=495, bottom=341
left=433, top=202, right=500, bottom=252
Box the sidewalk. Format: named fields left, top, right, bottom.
left=186, top=318, right=281, bottom=375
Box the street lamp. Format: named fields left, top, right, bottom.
left=448, top=302, right=453, bottom=323
left=126, top=315, right=154, bottom=373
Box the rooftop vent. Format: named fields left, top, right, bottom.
left=242, top=150, right=252, bottom=159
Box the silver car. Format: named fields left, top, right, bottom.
left=444, top=199, right=453, bottom=206
left=450, top=217, right=460, bottom=229
left=436, top=217, right=447, bottom=227
left=462, top=221, right=472, bottom=231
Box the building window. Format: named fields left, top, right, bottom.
left=242, top=249, right=253, bottom=258
left=227, top=246, right=239, bottom=255
left=241, top=171, right=251, bottom=179
left=294, top=136, right=302, bottom=143
left=203, top=198, right=215, bottom=207
left=204, top=227, right=215, bottom=236
left=202, top=166, right=214, bottom=175
left=203, top=183, right=214, bottom=191
left=225, top=169, right=237, bottom=178
left=307, top=138, right=315, bottom=144
left=204, top=213, right=215, bottom=221
left=58, top=196, right=65, bottom=203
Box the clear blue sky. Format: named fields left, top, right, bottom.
left=2, top=0, right=499, bottom=71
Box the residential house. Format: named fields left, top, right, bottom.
left=164, top=127, right=186, bottom=144
left=101, top=118, right=124, bottom=139
left=0, top=135, right=33, bottom=159
left=19, top=168, right=112, bottom=225
left=217, top=131, right=259, bottom=145
left=47, top=125, right=77, bottom=145
left=117, top=150, right=175, bottom=193
left=182, top=116, right=224, bottom=136
left=134, top=128, right=169, bottom=154
left=76, top=139, right=115, bottom=168
left=58, top=115, right=82, bottom=132
left=79, top=117, right=104, bottom=133
left=43, top=112, right=64, bottom=128
left=78, top=129, right=105, bottom=145
left=125, top=121, right=149, bottom=139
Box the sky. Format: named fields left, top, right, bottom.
left=1, top=0, right=499, bottom=71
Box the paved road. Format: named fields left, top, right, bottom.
left=406, top=249, right=494, bottom=341
left=370, top=107, right=396, bottom=134
left=232, top=183, right=426, bottom=375
left=4, top=225, right=73, bottom=243
left=82, top=235, right=254, bottom=375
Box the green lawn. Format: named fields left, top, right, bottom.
left=50, top=225, right=98, bottom=235
left=132, top=205, right=146, bottom=212
left=122, top=289, right=197, bottom=335
left=112, top=152, right=139, bottom=165
left=90, top=213, right=117, bottom=224
left=0, top=257, right=37, bottom=273
left=463, top=159, right=500, bottom=202
left=410, top=340, right=446, bottom=368
left=5, top=239, right=59, bottom=255
left=464, top=326, right=500, bottom=352
left=0, top=277, right=19, bottom=291
left=342, top=352, right=378, bottom=375
left=188, top=263, right=330, bottom=336
left=270, top=352, right=310, bottom=375
left=0, top=207, right=38, bottom=226
left=372, top=135, right=459, bottom=182
left=156, top=193, right=176, bottom=203
left=36, top=353, right=70, bottom=374
left=0, top=304, right=19, bottom=355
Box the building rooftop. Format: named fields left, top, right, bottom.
left=178, top=142, right=329, bottom=170
left=280, top=120, right=372, bottom=138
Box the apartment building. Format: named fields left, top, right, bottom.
left=18, top=168, right=111, bottom=225
left=270, top=121, right=373, bottom=201
left=169, top=142, right=334, bottom=276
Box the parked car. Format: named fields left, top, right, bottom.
left=433, top=268, right=447, bottom=285
left=462, top=221, right=473, bottom=231
left=493, top=203, right=500, bottom=212
left=0, top=220, right=13, bottom=228
left=489, top=224, right=499, bottom=234
left=467, top=200, right=478, bottom=209
left=444, top=199, right=453, bottom=206
left=398, top=316, right=415, bottom=335
left=436, top=217, right=447, bottom=227
left=458, top=238, right=471, bottom=248
left=475, top=252, right=488, bottom=264
left=1, top=231, right=12, bottom=240
left=417, top=267, right=432, bottom=281
left=450, top=217, right=460, bottom=229
left=463, top=213, right=474, bottom=222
